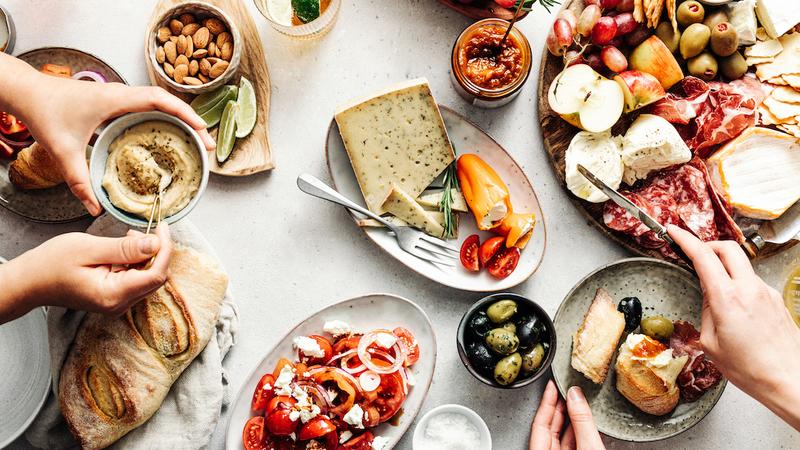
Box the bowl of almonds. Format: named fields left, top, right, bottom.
left=148, top=2, right=241, bottom=94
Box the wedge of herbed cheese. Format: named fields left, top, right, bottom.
left=382, top=184, right=445, bottom=237
left=335, top=78, right=455, bottom=213
left=416, top=189, right=468, bottom=212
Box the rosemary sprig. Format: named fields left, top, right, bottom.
left=439, top=154, right=460, bottom=240
left=515, top=0, right=561, bottom=14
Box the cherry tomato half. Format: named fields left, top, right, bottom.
left=392, top=327, right=420, bottom=366
left=0, top=112, right=26, bottom=136
left=265, top=407, right=298, bottom=436
left=300, top=335, right=334, bottom=365
left=266, top=395, right=296, bottom=415
left=496, top=0, right=516, bottom=7
left=251, top=373, right=276, bottom=414
left=339, top=431, right=374, bottom=450
left=479, top=236, right=505, bottom=267
left=460, top=234, right=481, bottom=272
left=298, top=416, right=337, bottom=441
left=272, top=358, right=294, bottom=379
left=487, top=246, right=521, bottom=279
left=332, top=335, right=361, bottom=354
left=242, top=416, right=267, bottom=450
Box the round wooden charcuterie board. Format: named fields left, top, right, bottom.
left=536, top=0, right=795, bottom=263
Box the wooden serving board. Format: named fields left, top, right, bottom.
left=144, top=0, right=274, bottom=176
left=537, top=0, right=793, bottom=262
left=438, top=0, right=529, bottom=21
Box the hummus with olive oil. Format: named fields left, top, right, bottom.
left=102, top=121, right=201, bottom=219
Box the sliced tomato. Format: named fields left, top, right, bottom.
left=371, top=372, right=405, bottom=423
left=242, top=416, right=267, bottom=450
left=339, top=431, right=374, bottom=450
left=479, top=236, right=505, bottom=267
left=312, top=368, right=357, bottom=418
left=332, top=335, right=361, bottom=355
left=460, top=234, right=481, bottom=272
left=272, top=358, right=294, bottom=379
left=298, top=416, right=337, bottom=440
left=251, top=373, right=276, bottom=414
left=325, top=430, right=339, bottom=450
left=266, top=395, right=296, bottom=415
left=362, top=404, right=380, bottom=428
left=487, top=246, right=521, bottom=279
left=392, top=327, right=420, bottom=366
left=265, top=407, right=298, bottom=436
left=300, top=335, right=334, bottom=365
left=0, top=112, right=26, bottom=136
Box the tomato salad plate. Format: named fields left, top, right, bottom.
left=226, top=293, right=436, bottom=450
left=326, top=79, right=546, bottom=292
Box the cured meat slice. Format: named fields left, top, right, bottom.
left=689, top=158, right=745, bottom=243
left=669, top=320, right=723, bottom=402
left=650, top=164, right=719, bottom=242
left=649, top=76, right=710, bottom=125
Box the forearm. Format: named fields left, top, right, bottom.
left=0, top=255, right=42, bottom=324
left=0, top=52, right=49, bottom=123
left=758, top=360, right=800, bottom=431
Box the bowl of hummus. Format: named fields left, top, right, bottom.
left=90, top=111, right=208, bottom=228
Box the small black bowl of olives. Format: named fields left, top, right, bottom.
left=457, top=293, right=557, bottom=389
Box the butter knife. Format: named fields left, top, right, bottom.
left=742, top=200, right=800, bottom=258
left=576, top=164, right=694, bottom=267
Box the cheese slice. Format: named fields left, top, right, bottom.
left=755, top=0, right=800, bottom=39
left=382, top=184, right=445, bottom=237
left=416, top=189, right=468, bottom=212
left=706, top=127, right=800, bottom=220
left=335, top=78, right=455, bottom=213
left=357, top=212, right=457, bottom=237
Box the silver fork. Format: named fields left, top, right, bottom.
left=297, top=173, right=459, bottom=266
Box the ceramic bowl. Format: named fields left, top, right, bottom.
left=148, top=2, right=241, bottom=94
left=457, top=293, right=557, bottom=389
left=412, top=404, right=491, bottom=450
left=253, top=0, right=342, bottom=39
left=0, top=5, right=14, bottom=54
left=89, top=111, right=209, bottom=228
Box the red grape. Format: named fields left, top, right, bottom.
left=614, top=12, right=637, bottom=35
left=584, top=0, right=601, bottom=5
left=601, top=46, right=628, bottom=72
left=557, top=9, right=578, bottom=30
left=553, top=18, right=574, bottom=49
left=601, top=0, right=621, bottom=9
left=584, top=52, right=604, bottom=72
left=591, top=16, right=617, bottom=45
left=616, top=0, right=635, bottom=11
left=607, top=36, right=624, bottom=48
left=546, top=30, right=563, bottom=56
left=564, top=50, right=586, bottom=66
left=577, top=5, right=602, bottom=37
left=624, top=24, right=651, bottom=47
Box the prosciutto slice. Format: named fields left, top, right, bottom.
left=669, top=321, right=723, bottom=402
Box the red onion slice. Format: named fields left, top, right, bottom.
left=357, top=331, right=405, bottom=374
left=358, top=371, right=381, bottom=392
left=72, top=70, right=107, bottom=83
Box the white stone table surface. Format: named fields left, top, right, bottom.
left=1, top=0, right=798, bottom=449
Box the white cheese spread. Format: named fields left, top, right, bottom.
left=417, top=411, right=483, bottom=450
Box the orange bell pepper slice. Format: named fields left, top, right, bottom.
left=493, top=211, right=536, bottom=249
left=456, top=154, right=511, bottom=230
left=41, top=63, right=72, bottom=78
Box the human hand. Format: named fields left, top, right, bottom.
left=4, top=224, right=172, bottom=319
left=669, top=225, right=800, bottom=430
left=14, top=70, right=214, bottom=216
left=530, top=380, right=605, bottom=450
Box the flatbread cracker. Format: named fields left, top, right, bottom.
left=766, top=76, right=789, bottom=85
left=759, top=104, right=781, bottom=125
left=764, top=96, right=800, bottom=120
left=782, top=74, right=800, bottom=89
left=757, top=27, right=769, bottom=41
left=745, top=39, right=783, bottom=58
left=772, top=86, right=800, bottom=104
left=748, top=56, right=776, bottom=66
left=755, top=34, right=800, bottom=81
left=777, top=123, right=800, bottom=137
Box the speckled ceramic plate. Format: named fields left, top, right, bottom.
left=0, top=257, right=51, bottom=447
left=0, top=47, right=126, bottom=223
left=326, top=105, right=547, bottom=292
left=551, top=258, right=726, bottom=442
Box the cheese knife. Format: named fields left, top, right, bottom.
left=742, top=200, right=800, bottom=258
left=576, top=164, right=694, bottom=268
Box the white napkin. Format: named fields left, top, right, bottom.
left=25, top=215, right=239, bottom=450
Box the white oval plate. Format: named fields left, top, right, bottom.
left=326, top=106, right=547, bottom=292
left=225, top=293, right=436, bottom=449
left=0, top=258, right=51, bottom=447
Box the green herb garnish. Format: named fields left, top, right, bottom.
left=515, top=0, right=560, bottom=13
left=292, top=0, right=320, bottom=24
left=440, top=152, right=460, bottom=240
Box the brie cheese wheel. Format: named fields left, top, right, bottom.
left=565, top=131, right=624, bottom=203
left=706, top=127, right=800, bottom=220
left=621, top=114, right=692, bottom=186
left=756, top=0, right=800, bottom=39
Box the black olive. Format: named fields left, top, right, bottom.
left=467, top=341, right=497, bottom=377
left=618, top=297, right=643, bottom=332
left=515, top=314, right=542, bottom=350
left=468, top=311, right=493, bottom=339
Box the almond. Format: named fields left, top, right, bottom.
left=208, top=42, right=218, bottom=58
left=183, top=76, right=202, bottom=86
left=173, top=64, right=189, bottom=83
left=189, top=59, right=199, bottom=76
left=169, top=35, right=178, bottom=44
left=209, top=60, right=229, bottom=79
left=177, top=35, right=187, bottom=55
left=184, top=37, right=193, bottom=57
left=169, top=19, right=183, bottom=35
left=198, top=73, right=210, bottom=84
left=199, top=58, right=212, bottom=76
left=220, top=41, right=232, bottom=61
left=163, top=62, right=175, bottom=77
left=193, top=49, right=208, bottom=59
left=216, top=31, right=231, bottom=48
left=164, top=41, right=177, bottom=64
left=203, top=17, right=226, bottom=35
left=206, top=57, right=221, bottom=65
left=156, top=46, right=166, bottom=64
left=156, top=27, right=171, bottom=44
left=175, top=54, right=189, bottom=67
left=178, top=13, right=196, bottom=25
left=193, top=27, right=210, bottom=49
left=181, top=22, right=200, bottom=36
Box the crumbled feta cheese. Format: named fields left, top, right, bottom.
left=339, top=430, right=353, bottom=444
left=289, top=432, right=296, bottom=441
left=289, top=385, right=321, bottom=423
left=323, top=320, right=352, bottom=337
left=375, top=332, right=397, bottom=349
left=371, top=436, right=390, bottom=450
left=293, top=336, right=325, bottom=358
left=274, top=364, right=295, bottom=396
left=343, top=404, right=365, bottom=429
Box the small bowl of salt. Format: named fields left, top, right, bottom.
left=412, top=404, right=491, bottom=450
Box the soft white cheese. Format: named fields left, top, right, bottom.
left=626, top=334, right=674, bottom=369
left=375, top=332, right=397, bottom=349
left=479, top=202, right=509, bottom=229
left=621, top=114, right=691, bottom=186
left=756, top=0, right=800, bottom=38
left=323, top=320, right=352, bottom=337
left=266, top=0, right=293, bottom=26
left=725, top=0, right=757, bottom=45
left=343, top=404, right=365, bottom=429
left=274, top=364, right=295, bottom=396
left=293, top=336, right=326, bottom=358
left=565, top=130, right=624, bottom=203
left=371, top=436, right=391, bottom=450
left=339, top=430, right=353, bottom=444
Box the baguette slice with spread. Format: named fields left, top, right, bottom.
left=571, top=288, right=626, bottom=384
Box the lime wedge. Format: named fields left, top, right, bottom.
left=192, top=86, right=238, bottom=128
left=216, top=100, right=238, bottom=163
left=785, top=267, right=800, bottom=328
left=235, top=77, right=257, bottom=138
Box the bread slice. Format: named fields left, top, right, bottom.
left=615, top=338, right=689, bottom=416
left=571, top=288, right=626, bottom=384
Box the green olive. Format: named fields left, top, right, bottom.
left=677, top=0, right=704, bottom=28
left=687, top=52, right=718, bottom=81
left=501, top=322, right=517, bottom=333
left=494, top=352, right=522, bottom=385
left=640, top=316, right=675, bottom=341
left=655, top=21, right=681, bottom=53
left=710, top=21, right=739, bottom=57
left=719, top=51, right=747, bottom=80
left=522, top=343, right=546, bottom=375
left=487, top=300, right=517, bottom=324
left=680, top=23, right=711, bottom=60
left=485, top=328, right=520, bottom=355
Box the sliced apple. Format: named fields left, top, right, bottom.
left=629, top=36, right=684, bottom=90
left=547, top=64, right=624, bottom=133
left=613, top=70, right=667, bottom=112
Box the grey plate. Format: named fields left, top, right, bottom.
left=551, top=258, right=726, bottom=442
left=0, top=47, right=126, bottom=223
left=0, top=257, right=51, bottom=447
